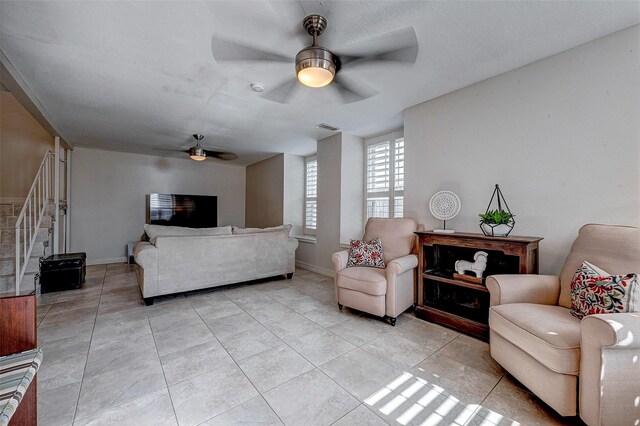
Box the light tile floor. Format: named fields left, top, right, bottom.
left=36, top=264, right=580, bottom=426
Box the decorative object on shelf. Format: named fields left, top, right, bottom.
left=455, top=251, right=489, bottom=279
left=479, top=184, right=515, bottom=237
left=429, top=190, right=461, bottom=233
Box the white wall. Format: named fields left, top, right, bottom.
left=296, top=133, right=364, bottom=275
left=296, top=134, right=340, bottom=274
left=245, top=154, right=284, bottom=228
left=70, top=147, right=246, bottom=264
left=314, top=134, right=343, bottom=273
left=340, top=134, right=364, bottom=245
left=244, top=153, right=305, bottom=236
left=283, top=153, right=304, bottom=236
left=404, top=25, right=640, bottom=274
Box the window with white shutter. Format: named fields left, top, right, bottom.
left=304, top=157, right=317, bottom=235
left=365, top=131, right=404, bottom=219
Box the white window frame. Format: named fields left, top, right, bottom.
left=364, top=129, right=404, bottom=220
left=304, top=156, right=317, bottom=236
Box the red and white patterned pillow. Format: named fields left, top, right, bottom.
left=570, top=261, right=639, bottom=319
left=347, top=238, right=385, bottom=268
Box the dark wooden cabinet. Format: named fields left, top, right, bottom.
left=0, top=294, right=38, bottom=425
left=415, top=231, right=542, bottom=340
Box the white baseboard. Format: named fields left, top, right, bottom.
left=295, top=260, right=334, bottom=278
left=88, top=256, right=126, bottom=266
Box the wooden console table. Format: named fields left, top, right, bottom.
left=415, top=231, right=543, bottom=340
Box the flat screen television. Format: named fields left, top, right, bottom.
left=147, top=193, right=218, bottom=228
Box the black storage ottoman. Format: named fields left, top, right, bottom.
left=40, top=252, right=87, bottom=293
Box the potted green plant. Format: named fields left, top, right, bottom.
left=479, top=209, right=515, bottom=237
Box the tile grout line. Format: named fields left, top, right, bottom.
left=255, top=280, right=432, bottom=354
left=255, top=280, right=348, bottom=319
left=70, top=264, right=107, bottom=425
left=407, top=333, right=505, bottom=426
left=192, top=303, right=288, bottom=426
left=232, top=284, right=361, bottom=369
left=227, top=283, right=408, bottom=424
left=471, top=373, right=508, bottom=425
left=328, top=403, right=362, bottom=425
left=252, top=281, right=377, bottom=349
left=189, top=281, right=367, bottom=422
left=47, top=267, right=500, bottom=425
left=247, top=280, right=420, bottom=375
left=70, top=265, right=163, bottom=424
left=146, top=279, right=441, bottom=423
left=272, top=290, right=484, bottom=425
left=36, top=292, right=61, bottom=325
left=205, top=282, right=450, bottom=424
left=148, top=308, right=181, bottom=425
left=317, top=367, right=384, bottom=424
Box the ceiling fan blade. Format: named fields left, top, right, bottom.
left=261, top=78, right=301, bottom=104
left=203, top=150, right=238, bottom=161
left=332, top=75, right=378, bottom=104
left=154, top=147, right=184, bottom=153
left=178, top=148, right=238, bottom=161
left=337, top=26, right=418, bottom=67
left=211, top=37, right=292, bottom=63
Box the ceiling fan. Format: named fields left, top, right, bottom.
left=156, top=134, right=238, bottom=162
left=211, top=14, right=418, bottom=104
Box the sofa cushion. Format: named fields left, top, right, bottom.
left=144, top=224, right=232, bottom=243
left=233, top=224, right=292, bottom=235
left=347, top=238, right=385, bottom=268
left=571, top=261, right=640, bottom=319
left=336, top=267, right=387, bottom=296
left=489, top=303, right=581, bottom=375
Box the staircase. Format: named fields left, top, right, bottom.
left=0, top=200, right=53, bottom=296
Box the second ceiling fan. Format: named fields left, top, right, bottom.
left=211, top=14, right=418, bottom=104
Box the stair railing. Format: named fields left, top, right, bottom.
left=15, top=151, right=54, bottom=295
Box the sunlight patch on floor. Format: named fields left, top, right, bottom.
left=364, top=371, right=521, bottom=426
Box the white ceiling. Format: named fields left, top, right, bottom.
left=1, top=1, right=638, bottom=165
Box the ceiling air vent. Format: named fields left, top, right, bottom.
left=315, top=123, right=339, bottom=131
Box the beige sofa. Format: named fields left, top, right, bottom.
left=134, top=225, right=298, bottom=305
left=487, top=224, right=640, bottom=425
left=332, top=218, right=418, bottom=325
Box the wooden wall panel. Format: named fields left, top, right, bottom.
left=0, top=294, right=37, bottom=425
left=0, top=295, right=36, bottom=356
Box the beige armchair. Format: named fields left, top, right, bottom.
left=332, top=218, right=417, bottom=326
left=486, top=224, right=640, bottom=425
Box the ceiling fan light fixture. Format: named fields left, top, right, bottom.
left=295, top=46, right=336, bottom=88
left=189, top=146, right=207, bottom=161
left=189, top=135, right=207, bottom=161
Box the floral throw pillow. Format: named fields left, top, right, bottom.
left=347, top=238, right=385, bottom=268
left=570, top=261, right=639, bottom=319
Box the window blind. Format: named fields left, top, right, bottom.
left=365, top=133, right=404, bottom=219
left=304, top=159, right=317, bottom=234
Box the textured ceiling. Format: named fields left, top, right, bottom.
left=1, top=1, right=638, bottom=165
